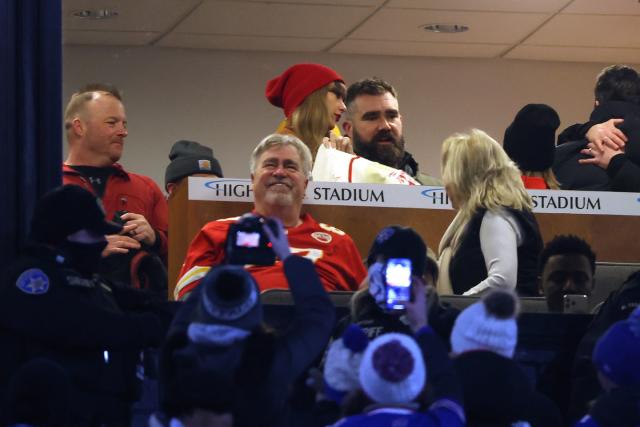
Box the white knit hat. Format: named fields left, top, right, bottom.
left=323, top=324, right=369, bottom=403
left=450, top=290, right=519, bottom=358
left=358, top=333, right=426, bottom=404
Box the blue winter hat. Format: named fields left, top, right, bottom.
left=592, top=306, right=640, bottom=387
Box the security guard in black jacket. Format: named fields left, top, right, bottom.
left=0, top=185, right=164, bottom=426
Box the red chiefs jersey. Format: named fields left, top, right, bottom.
left=175, top=213, right=367, bottom=300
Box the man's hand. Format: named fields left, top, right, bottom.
left=102, top=234, right=141, bottom=257
left=322, top=133, right=353, bottom=154
left=586, top=118, right=627, bottom=151
left=262, top=217, right=291, bottom=261
left=404, top=276, right=429, bottom=333
left=579, top=141, right=623, bottom=169
left=120, top=212, right=156, bottom=246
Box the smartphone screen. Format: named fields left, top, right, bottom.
left=236, top=231, right=261, bottom=248
left=385, top=258, right=412, bottom=310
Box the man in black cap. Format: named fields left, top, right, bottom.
left=334, top=225, right=457, bottom=345
left=0, top=185, right=164, bottom=425
left=165, top=140, right=223, bottom=196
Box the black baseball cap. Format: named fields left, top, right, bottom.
left=29, top=185, right=122, bottom=244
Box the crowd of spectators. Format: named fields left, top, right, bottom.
left=1, top=63, right=640, bottom=426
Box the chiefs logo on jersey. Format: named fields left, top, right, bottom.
left=311, top=232, right=332, bottom=244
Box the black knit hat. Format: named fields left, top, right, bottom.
left=29, top=185, right=122, bottom=245
left=367, top=226, right=433, bottom=278
left=503, top=104, right=560, bottom=172
left=164, top=140, right=223, bottom=190
left=191, top=265, right=262, bottom=332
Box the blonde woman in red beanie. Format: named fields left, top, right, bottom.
left=266, top=63, right=350, bottom=158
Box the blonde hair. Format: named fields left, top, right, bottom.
left=522, top=169, right=561, bottom=190
left=286, top=83, right=336, bottom=158
left=439, top=129, right=532, bottom=253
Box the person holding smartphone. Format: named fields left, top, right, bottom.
left=333, top=225, right=457, bottom=345
left=156, top=216, right=335, bottom=427
left=538, top=234, right=596, bottom=313
left=175, top=133, right=367, bottom=300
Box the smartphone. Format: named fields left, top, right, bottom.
left=385, top=258, right=412, bottom=311
left=563, top=294, right=589, bottom=314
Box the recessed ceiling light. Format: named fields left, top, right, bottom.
left=72, top=9, right=119, bottom=20
left=421, top=24, right=469, bottom=33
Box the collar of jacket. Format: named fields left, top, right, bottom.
left=590, top=100, right=640, bottom=122
left=398, top=151, right=419, bottom=177
left=62, top=162, right=130, bottom=180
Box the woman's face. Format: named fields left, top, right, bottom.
left=325, top=82, right=347, bottom=129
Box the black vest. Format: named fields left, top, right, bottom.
left=449, top=208, right=542, bottom=296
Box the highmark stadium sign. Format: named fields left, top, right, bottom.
left=189, top=177, right=640, bottom=217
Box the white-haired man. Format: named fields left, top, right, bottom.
left=175, top=134, right=366, bottom=300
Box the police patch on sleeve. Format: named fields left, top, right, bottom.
left=16, top=269, right=50, bottom=295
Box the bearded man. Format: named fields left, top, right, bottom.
left=342, top=78, right=441, bottom=186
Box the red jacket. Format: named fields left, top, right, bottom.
left=62, top=163, right=168, bottom=259
left=175, top=213, right=367, bottom=300
left=521, top=175, right=548, bottom=190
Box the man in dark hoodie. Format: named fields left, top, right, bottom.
left=553, top=65, right=640, bottom=192
left=0, top=185, right=164, bottom=425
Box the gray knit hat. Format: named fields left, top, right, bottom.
left=165, top=140, right=223, bottom=190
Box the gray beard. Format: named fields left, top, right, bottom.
left=264, top=189, right=294, bottom=207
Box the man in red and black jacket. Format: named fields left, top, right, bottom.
left=62, top=84, right=168, bottom=291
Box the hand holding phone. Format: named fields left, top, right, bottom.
left=404, top=276, right=428, bottom=332
left=262, top=217, right=291, bottom=261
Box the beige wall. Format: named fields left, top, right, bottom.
left=63, top=46, right=622, bottom=190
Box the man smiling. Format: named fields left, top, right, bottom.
left=342, top=78, right=441, bottom=186
left=62, top=84, right=168, bottom=288
left=175, top=134, right=366, bottom=300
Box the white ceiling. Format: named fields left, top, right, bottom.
left=62, top=0, right=640, bottom=63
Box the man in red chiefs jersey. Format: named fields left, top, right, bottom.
left=175, top=133, right=367, bottom=300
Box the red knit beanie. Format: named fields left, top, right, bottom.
left=265, top=63, right=344, bottom=118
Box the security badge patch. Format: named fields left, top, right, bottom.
left=15, top=269, right=50, bottom=295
